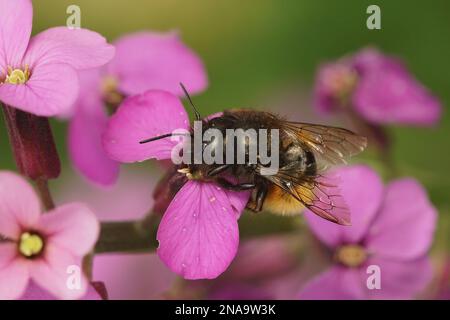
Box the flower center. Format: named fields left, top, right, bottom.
left=325, top=65, right=358, bottom=106
left=335, top=244, right=367, bottom=268
left=3, top=66, right=31, bottom=85
left=19, top=232, right=44, bottom=258
left=101, top=76, right=123, bottom=108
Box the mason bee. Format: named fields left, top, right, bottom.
left=143, top=84, right=367, bottom=225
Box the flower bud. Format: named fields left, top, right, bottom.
left=2, top=105, right=61, bottom=180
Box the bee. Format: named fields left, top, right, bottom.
left=143, top=84, right=367, bottom=225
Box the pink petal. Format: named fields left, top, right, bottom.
left=23, top=27, right=115, bottom=70
left=30, top=244, right=88, bottom=300
left=0, top=63, right=79, bottom=116
left=93, top=253, right=176, bottom=299
left=210, top=173, right=250, bottom=219
left=0, top=242, right=18, bottom=269
left=366, top=179, right=437, bottom=260
left=157, top=180, right=240, bottom=279
left=0, top=0, right=32, bottom=69
left=103, top=90, right=190, bottom=162
left=223, top=236, right=298, bottom=281
left=0, top=171, right=40, bottom=239
left=210, top=284, right=274, bottom=300
left=108, top=31, right=207, bottom=96
left=353, top=59, right=442, bottom=126
left=20, top=281, right=102, bottom=300
left=62, top=68, right=103, bottom=119
left=69, top=102, right=120, bottom=185
left=39, top=203, right=99, bottom=257
left=67, top=69, right=120, bottom=184
left=263, top=270, right=310, bottom=300
left=77, top=68, right=103, bottom=101
left=219, top=176, right=251, bottom=218
left=0, top=246, right=29, bottom=300
left=299, top=257, right=432, bottom=300
left=304, top=165, right=383, bottom=248
left=313, top=62, right=354, bottom=114
left=298, top=266, right=364, bottom=300
left=362, top=256, right=433, bottom=299
left=226, top=189, right=251, bottom=218
left=54, top=167, right=156, bottom=222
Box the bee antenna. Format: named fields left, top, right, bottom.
left=180, top=82, right=201, bottom=121
left=139, top=132, right=191, bottom=144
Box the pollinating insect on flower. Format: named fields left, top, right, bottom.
left=0, top=0, right=445, bottom=303
left=102, top=86, right=367, bottom=279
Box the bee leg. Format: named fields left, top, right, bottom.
left=207, top=164, right=232, bottom=177
left=216, top=178, right=255, bottom=191
left=254, top=184, right=268, bottom=212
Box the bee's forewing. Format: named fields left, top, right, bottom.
left=284, top=122, right=367, bottom=170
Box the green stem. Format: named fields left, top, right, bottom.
left=82, top=252, right=94, bottom=280
left=95, top=217, right=160, bottom=254
left=94, top=213, right=301, bottom=254
left=345, top=110, right=397, bottom=178
left=35, top=178, right=55, bottom=210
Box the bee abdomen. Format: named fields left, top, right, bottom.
left=283, top=143, right=317, bottom=176
left=262, top=184, right=305, bottom=216
left=304, top=150, right=317, bottom=176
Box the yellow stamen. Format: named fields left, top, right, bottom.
left=4, top=66, right=30, bottom=85
left=101, top=76, right=123, bottom=106
left=19, top=232, right=44, bottom=258
left=325, top=66, right=358, bottom=106
left=335, top=244, right=367, bottom=268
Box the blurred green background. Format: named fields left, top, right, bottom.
left=0, top=0, right=448, bottom=251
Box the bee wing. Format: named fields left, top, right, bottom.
left=283, top=122, right=367, bottom=170
left=263, top=170, right=351, bottom=225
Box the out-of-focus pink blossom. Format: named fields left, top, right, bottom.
left=0, top=171, right=99, bottom=300
left=19, top=281, right=103, bottom=300
left=103, top=90, right=250, bottom=280
left=68, top=31, right=208, bottom=185
left=299, top=165, right=437, bottom=299
left=200, top=235, right=308, bottom=300
left=435, top=258, right=450, bottom=300
left=314, top=48, right=441, bottom=126
left=54, top=167, right=177, bottom=299
left=0, top=0, right=114, bottom=116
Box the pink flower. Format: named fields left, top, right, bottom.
left=0, top=0, right=114, bottom=116
left=19, top=281, right=103, bottom=300
left=314, top=48, right=441, bottom=126
left=298, top=165, right=437, bottom=299
left=202, top=235, right=309, bottom=300
left=68, top=31, right=208, bottom=185
left=0, top=171, right=100, bottom=300
left=102, top=90, right=249, bottom=280
left=55, top=167, right=177, bottom=299
left=436, top=258, right=450, bottom=300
